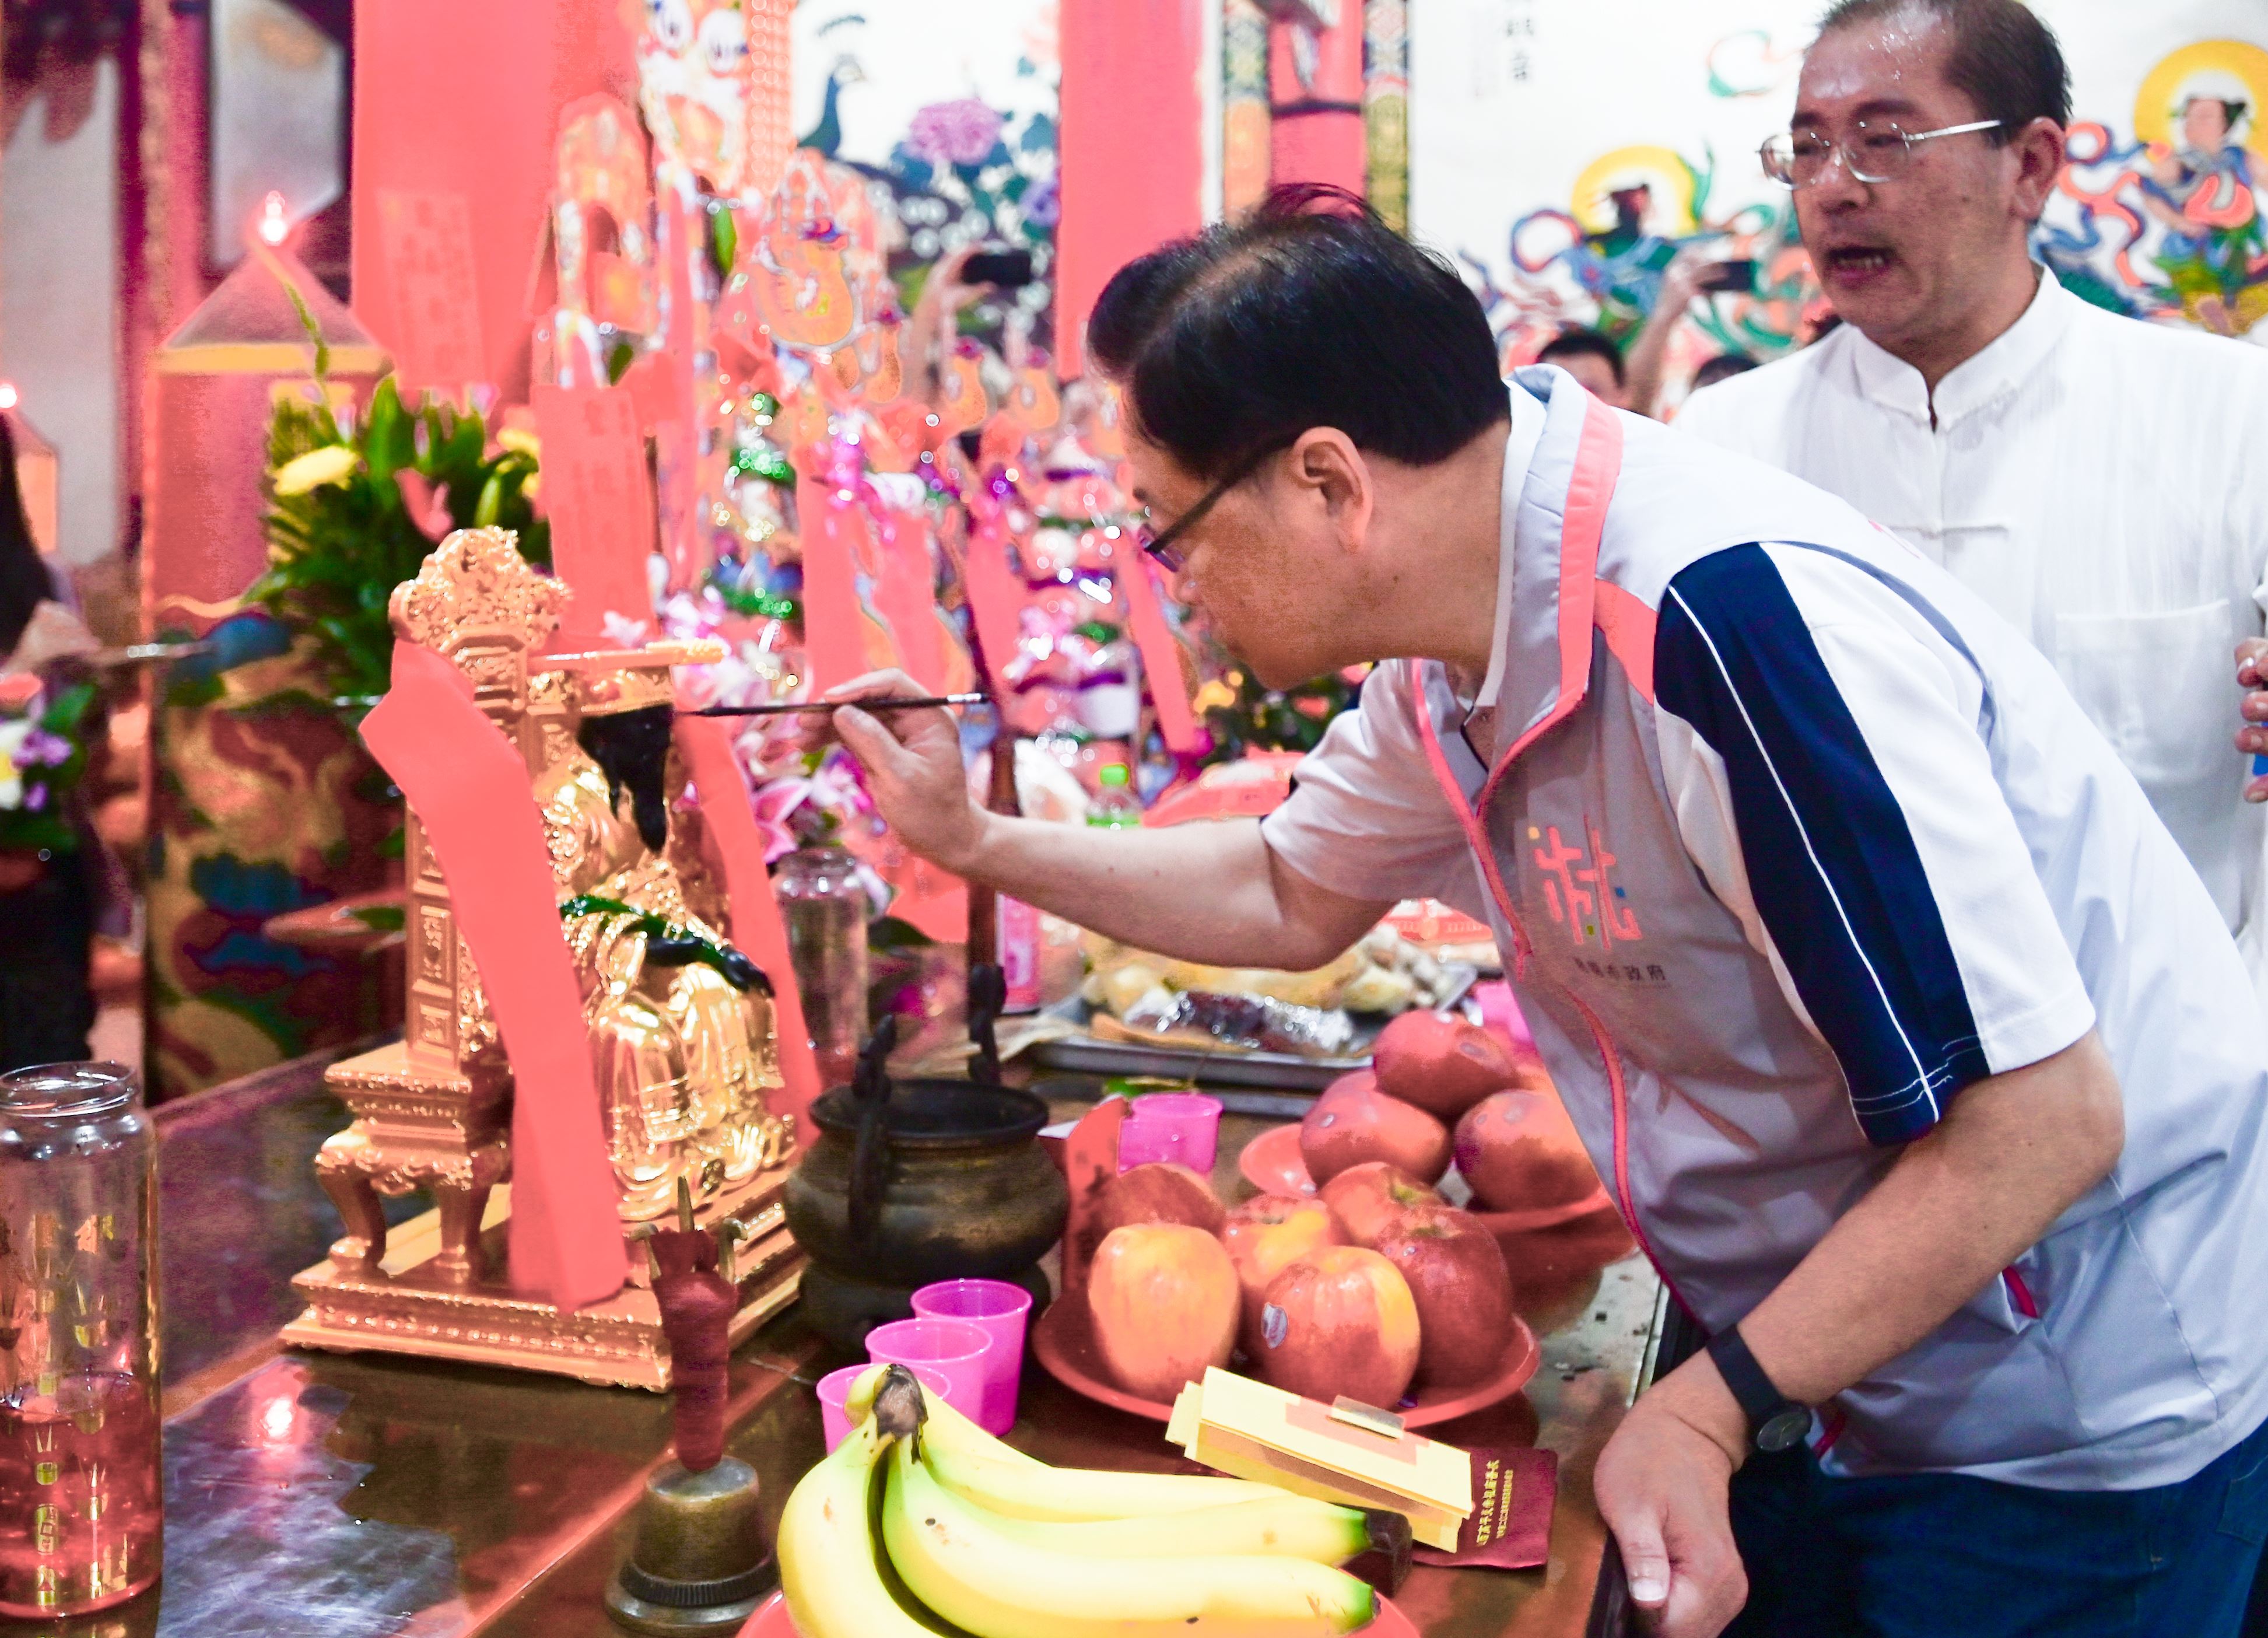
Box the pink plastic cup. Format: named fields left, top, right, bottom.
left=912, top=1279, right=1034, bottom=1436
left=1116, top=1091, right=1225, bottom=1175
left=816, top=1362, right=949, bottom=1453
left=864, top=1318, right=991, bottom=1430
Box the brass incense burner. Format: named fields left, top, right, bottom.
left=282, top=530, right=803, bottom=1388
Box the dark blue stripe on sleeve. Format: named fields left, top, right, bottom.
left=1654, top=544, right=1987, bottom=1144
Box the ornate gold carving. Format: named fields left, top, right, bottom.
left=388, top=527, right=567, bottom=660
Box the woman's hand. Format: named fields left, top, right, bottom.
left=5, top=600, right=97, bottom=676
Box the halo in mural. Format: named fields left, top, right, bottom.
left=1569, top=145, right=1699, bottom=238
left=2134, top=40, right=2268, bottom=167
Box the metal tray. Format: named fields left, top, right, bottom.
left=1025, top=965, right=1477, bottom=1094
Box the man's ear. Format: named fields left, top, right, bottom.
left=2011, top=117, right=2067, bottom=223
left=1289, top=428, right=1372, bottom=547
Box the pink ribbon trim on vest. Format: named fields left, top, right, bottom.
left=360, top=641, right=628, bottom=1312
left=1402, top=398, right=1684, bottom=1300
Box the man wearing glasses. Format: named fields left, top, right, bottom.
left=1678, top=0, right=2268, bottom=1003
left=829, top=185, right=2268, bottom=1636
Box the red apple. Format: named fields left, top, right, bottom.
left=1319, top=1161, right=1443, bottom=1249
left=1373, top=1011, right=1522, bottom=1121
left=1253, top=1246, right=1422, bottom=1409
left=1088, top=1223, right=1240, bottom=1402
left=1095, top=1161, right=1228, bottom=1240
left=1374, top=1203, right=1516, bottom=1387
left=1453, top=1088, right=1600, bottom=1213
left=1220, top=1194, right=1345, bottom=1355
left=1323, top=1068, right=1377, bottom=1102
left=1300, top=1084, right=1452, bottom=1187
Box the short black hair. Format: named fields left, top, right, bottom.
left=1535, top=327, right=1625, bottom=388
left=1816, top=0, right=2071, bottom=135
left=1691, top=352, right=1758, bottom=390
left=1086, top=184, right=1508, bottom=481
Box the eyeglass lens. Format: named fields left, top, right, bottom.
left=1766, top=121, right=1915, bottom=186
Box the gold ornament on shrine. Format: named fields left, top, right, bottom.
left=282, top=528, right=802, bottom=1388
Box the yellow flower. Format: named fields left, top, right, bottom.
left=497, top=427, right=541, bottom=460
left=521, top=472, right=541, bottom=501
left=271, top=444, right=359, bottom=495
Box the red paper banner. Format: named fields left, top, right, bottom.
left=532, top=383, right=657, bottom=636
left=872, top=506, right=944, bottom=692
left=1119, top=554, right=1200, bottom=753
left=376, top=189, right=489, bottom=394
left=360, top=642, right=628, bottom=1312
left=674, top=716, right=827, bottom=1138
left=961, top=523, right=1026, bottom=692
left=795, top=479, right=878, bottom=695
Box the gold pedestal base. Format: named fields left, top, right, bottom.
left=281, top=1170, right=804, bottom=1390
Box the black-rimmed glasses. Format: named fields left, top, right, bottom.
left=1761, top=117, right=2002, bottom=187
left=1135, top=438, right=1295, bottom=573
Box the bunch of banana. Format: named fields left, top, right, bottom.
left=779, top=1364, right=1411, bottom=1638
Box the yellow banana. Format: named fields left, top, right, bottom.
left=981, top=1492, right=1409, bottom=1572
left=883, top=1436, right=1376, bottom=1638
left=923, top=1442, right=1284, bottom=1522
left=843, top=1361, right=1043, bottom=1468
left=776, top=1395, right=949, bottom=1638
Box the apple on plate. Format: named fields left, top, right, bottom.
left=1088, top=1222, right=1240, bottom=1402
left=1373, top=1203, right=1516, bottom=1387
left=1453, top=1088, right=1600, bottom=1213
left=1253, top=1245, right=1422, bottom=1410
left=1220, top=1194, right=1345, bottom=1355
left=1372, top=1010, right=1523, bottom=1121
left=1300, top=1084, right=1452, bottom=1188
left=1319, top=1160, right=1443, bottom=1249
left=1094, top=1160, right=1229, bottom=1239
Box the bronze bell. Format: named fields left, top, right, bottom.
left=607, top=1185, right=777, bottom=1633
left=604, top=1456, right=775, bottom=1634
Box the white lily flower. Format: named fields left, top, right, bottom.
left=272, top=444, right=359, bottom=496
left=0, top=717, right=31, bottom=810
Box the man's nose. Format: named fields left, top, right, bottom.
left=1804, top=148, right=1872, bottom=211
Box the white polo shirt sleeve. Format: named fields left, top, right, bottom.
left=1654, top=541, right=2097, bottom=1145
left=1260, top=660, right=1482, bottom=914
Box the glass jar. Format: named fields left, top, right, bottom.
left=775, top=845, right=870, bottom=1088
left=0, top=1063, right=163, bottom=1619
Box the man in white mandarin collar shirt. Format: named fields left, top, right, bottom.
left=1676, top=0, right=2268, bottom=984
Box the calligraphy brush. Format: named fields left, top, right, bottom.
left=682, top=692, right=986, bottom=718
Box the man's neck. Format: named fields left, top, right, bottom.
left=1373, top=424, right=1511, bottom=678
left=1871, top=257, right=2042, bottom=404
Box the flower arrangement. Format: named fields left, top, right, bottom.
left=249, top=298, right=549, bottom=710
left=0, top=678, right=95, bottom=854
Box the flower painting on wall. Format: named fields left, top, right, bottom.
left=790, top=0, right=1060, bottom=355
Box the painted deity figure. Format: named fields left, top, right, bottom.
left=536, top=693, right=791, bottom=1221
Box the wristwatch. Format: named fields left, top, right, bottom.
left=1705, top=1324, right=1811, bottom=1454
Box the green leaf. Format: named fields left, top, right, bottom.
left=710, top=202, right=738, bottom=281
left=474, top=471, right=504, bottom=527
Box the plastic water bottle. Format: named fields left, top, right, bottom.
left=1086, top=762, right=1143, bottom=829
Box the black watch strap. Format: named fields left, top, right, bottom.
left=1706, top=1324, right=1811, bottom=1454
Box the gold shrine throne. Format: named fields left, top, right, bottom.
left=282, top=529, right=804, bottom=1388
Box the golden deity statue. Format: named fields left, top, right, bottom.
left=284, top=528, right=803, bottom=1388
left=535, top=668, right=793, bottom=1220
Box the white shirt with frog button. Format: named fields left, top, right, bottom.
left=1675, top=268, right=2268, bottom=985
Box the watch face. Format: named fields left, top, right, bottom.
left=1757, top=1408, right=1811, bottom=1453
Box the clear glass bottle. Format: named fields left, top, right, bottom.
left=776, top=845, right=871, bottom=1088
left=0, top=1062, right=163, bottom=1619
